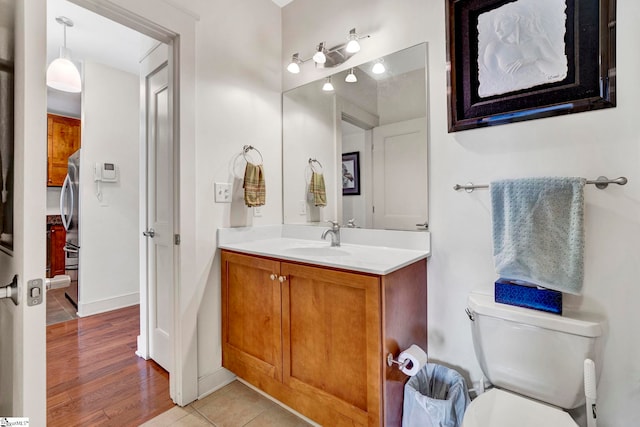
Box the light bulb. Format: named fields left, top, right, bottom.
left=287, top=54, right=301, bottom=74
left=372, top=61, right=386, bottom=74
left=345, top=29, right=360, bottom=53
left=345, top=68, right=357, bottom=83
left=313, top=42, right=326, bottom=64
left=346, top=39, right=361, bottom=53
left=322, top=78, right=334, bottom=91
left=47, top=16, right=82, bottom=93
left=287, top=62, right=300, bottom=74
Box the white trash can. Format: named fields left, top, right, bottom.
left=402, top=363, right=471, bottom=427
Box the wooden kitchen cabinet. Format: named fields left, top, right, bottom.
left=48, top=114, right=81, bottom=186
left=221, top=250, right=427, bottom=427
left=49, top=224, right=66, bottom=277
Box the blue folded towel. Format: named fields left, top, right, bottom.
left=491, top=177, right=586, bottom=295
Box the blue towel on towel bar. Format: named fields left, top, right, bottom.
left=491, top=177, right=586, bottom=295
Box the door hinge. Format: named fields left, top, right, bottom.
left=372, top=206, right=375, bottom=213
left=174, top=234, right=181, bottom=245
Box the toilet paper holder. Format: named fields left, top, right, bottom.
left=386, top=353, right=411, bottom=369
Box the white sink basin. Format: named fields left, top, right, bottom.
left=282, top=246, right=350, bottom=257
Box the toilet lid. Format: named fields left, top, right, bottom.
left=462, top=389, right=578, bottom=427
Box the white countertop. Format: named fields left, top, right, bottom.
left=217, top=225, right=430, bottom=275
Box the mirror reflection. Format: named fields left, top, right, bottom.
left=282, top=43, right=428, bottom=231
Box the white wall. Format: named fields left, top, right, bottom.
left=283, top=1, right=640, bottom=426
left=341, top=124, right=367, bottom=226
left=283, top=84, right=336, bottom=224
left=189, top=0, right=283, bottom=393
left=77, top=60, right=140, bottom=316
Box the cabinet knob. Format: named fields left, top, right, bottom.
left=278, top=276, right=287, bottom=283
left=269, top=274, right=277, bottom=281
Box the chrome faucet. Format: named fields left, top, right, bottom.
left=321, top=220, right=341, bottom=247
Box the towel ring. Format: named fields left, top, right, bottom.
left=242, top=145, right=264, bottom=165
left=308, top=158, right=323, bottom=174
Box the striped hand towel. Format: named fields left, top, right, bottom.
left=308, top=172, right=327, bottom=207
left=243, top=163, right=266, bottom=207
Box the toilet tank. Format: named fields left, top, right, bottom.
left=467, top=293, right=603, bottom=409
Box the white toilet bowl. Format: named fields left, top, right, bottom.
left=462, top=388, right=577, bottom=427
left=463, top=293, right=603, bottom=427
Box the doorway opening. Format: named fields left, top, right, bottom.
left=44, top=0, right=179, bottom=421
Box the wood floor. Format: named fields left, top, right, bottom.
left=47, top=305, right=175, bottom=426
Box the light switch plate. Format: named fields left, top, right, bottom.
left=299, top=200, right=307, bottom=215
left=253, top=206, right=262, bottom=217
left=214, top=182, right=232, bottom=203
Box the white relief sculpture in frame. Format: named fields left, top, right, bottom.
left=477, top=0, right=568, bottom=98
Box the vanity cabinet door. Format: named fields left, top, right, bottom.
left=281, top=262, right=382, bottom=426
left=221, top=251, right=283, bottom=382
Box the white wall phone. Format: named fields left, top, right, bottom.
left=94, top=162, right=118, bottom=182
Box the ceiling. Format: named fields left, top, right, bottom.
left=47, top=0, right=155, bottom=76
left=47, top=0, right=294, bottom=77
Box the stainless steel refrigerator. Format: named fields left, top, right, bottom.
left=60, top=149, right=80, bottom=307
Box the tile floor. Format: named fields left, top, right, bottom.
left=141, top=381, right=313, bottom=427
left=46, top=287, right=78, bottom=325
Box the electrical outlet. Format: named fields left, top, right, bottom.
left=299, top=200, right=307, bottom=215
left=253, top=206, right=263, bottom=217
left=214, top=182, right=232, bottom=203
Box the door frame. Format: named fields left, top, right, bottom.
left=67, top=0, right=199, bottom=406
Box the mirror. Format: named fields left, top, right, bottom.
left=282, top=43, right=428, bottom=231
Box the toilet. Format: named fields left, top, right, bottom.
left=462, top=293, right=602, bottom=427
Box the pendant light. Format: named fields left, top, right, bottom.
left=47, top=16, right=82, bottom=93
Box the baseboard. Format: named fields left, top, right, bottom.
left=197, top=367, right=236, bottom=399
left=77, top=292, right=139, bottom=317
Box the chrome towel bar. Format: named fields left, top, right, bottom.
left=453, top=176, right=628, bottom=193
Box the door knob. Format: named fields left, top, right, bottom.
left=270, top=274, right=277, bottom=281
left=143, top=228, right=156, bottom=238
left=278, top=276, right=288, bottom=283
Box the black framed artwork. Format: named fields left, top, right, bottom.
left=446, top=0, right=616, bottom=132
left=341, top=152, right=360, bottom=196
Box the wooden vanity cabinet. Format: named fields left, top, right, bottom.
left=47, top=114, right=81, bottom=186
left=221, top=250, right=427, bottom=427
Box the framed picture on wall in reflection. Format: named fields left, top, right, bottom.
left=446, top=0, right=616, bottom=132
left=341, top=152, right=360, bottom=196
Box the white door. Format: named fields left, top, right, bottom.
left=372, top=117, right=428, bottom=230
left=0, top=0, right=47, bottom=424
left=142, top=43, right=173, bottom=372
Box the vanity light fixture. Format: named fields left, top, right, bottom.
left=345, top=68, right=357, bottom=83
left=313, top=42, right=327, bottom=64
left=372, top=59, right=386, bottom=74
left=285, top=28, right=371, bottom=74
left=287, top=53, right=302, bottom=74
left=47, top=16, right=82, bottom=93
left=322, top=77, right=335, bottom=92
